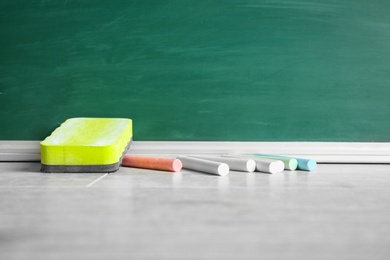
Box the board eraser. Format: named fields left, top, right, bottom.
left=40, top=118, right=132, bottom=173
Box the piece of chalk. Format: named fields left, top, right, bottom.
left=188, top=155, right=256, bottom=172
left=121, top=155, right=182, bottom=172
left=177, top=156, right=229, bottom=176
left=251, top=154, right=317, bottom=171
left=40, top=118, right=132, bottom=173
left=222, top=155, right=284, bottom=174
left=244, top=154, right=298, bottom=171
left=253, top=158, right=284, bottom=174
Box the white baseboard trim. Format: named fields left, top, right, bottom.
left=1, top=141, right=390, bottom=163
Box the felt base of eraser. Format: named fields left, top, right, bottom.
left=41, top=162, right=120, bottom=173
left=41, top=138, right=132, bottom=173
left=40, top=118, right=132, bottom=173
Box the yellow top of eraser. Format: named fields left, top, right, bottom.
left=40, top=118, right=132, bottom=166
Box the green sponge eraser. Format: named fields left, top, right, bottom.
left=40, top=118, right=132, bottom=173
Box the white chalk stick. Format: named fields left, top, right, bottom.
left=254, top=157, right=285, bottom=174
left=189, top=155, right=256, bottom=172
left=222, top=155, right=284, bottom=174
left=177, top=156, right=229, bottom=176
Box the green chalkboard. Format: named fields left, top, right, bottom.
left=1, top=0, right=390, bottom=141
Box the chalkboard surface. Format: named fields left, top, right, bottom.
left=1, top=1, right=390, bottom=141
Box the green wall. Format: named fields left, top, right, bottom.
left=1, top=0, right=389, bottom=141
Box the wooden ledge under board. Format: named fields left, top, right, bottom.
left=1, top=141, right=390, bottom=163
